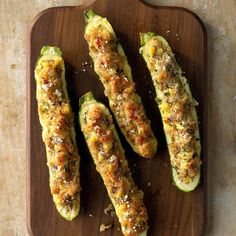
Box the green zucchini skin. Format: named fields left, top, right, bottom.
left=140, top=33, right=201, bottom=192
left=84, top=10, right=157, bottom=159
left=79, top=92, right=148, bottom=236
left=35, top=46, right=80, bottom=220
left=84, top=9, right=96, bottom=23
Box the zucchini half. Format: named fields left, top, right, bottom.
left=84, top=10, right=157, bottom=158
left=35, top=46, right=80, bottom=220
left=140, top=33, right=201, bottom=192
left=79, top=92, right=148, bottom=236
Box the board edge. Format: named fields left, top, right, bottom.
left=26, top=6, right=70, bottom=236
left=26, top=3, right=208, bottom=236
left=138, top=0, right=207, bottom=38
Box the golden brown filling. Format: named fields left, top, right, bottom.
left=81, top=102, right=148, bottom=236
left=143, top=38, right=201, bottom=183
left=35, top=58, right=80, bottom=210
left=85, top=25, right=157, bottom=158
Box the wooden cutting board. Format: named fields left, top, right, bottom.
left=26, top=0, right=207, bottom=235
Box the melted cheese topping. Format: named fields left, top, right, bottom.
left=80, top=98, right=148, bottom=236
left=140, top=36, right=201, bottom=184
left=35, top=53, right=80, bottom=220
left=84, top=15, right=157, bottom=158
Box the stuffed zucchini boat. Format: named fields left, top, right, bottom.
left=34, top=46, right=80, bottom=220
left=79, top=92, right=148, bottom=236
left=140, top=33, right=202, bottom=192
left=84, top=10, right=157, bottom=158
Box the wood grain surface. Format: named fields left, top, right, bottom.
left=27, top=0, right=207, bottom=235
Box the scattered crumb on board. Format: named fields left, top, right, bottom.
left=99, top=223, right=113, bottom=232
left=80, top=59, right=93, bottom=72
left=104, top=204, right=116, bottom=217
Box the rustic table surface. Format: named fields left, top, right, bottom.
left=0, top=0, right=235, bottom=236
